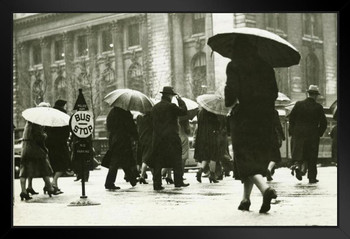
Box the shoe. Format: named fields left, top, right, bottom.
left=20, top=192, right=32, bottom=201
left=154, top=186, right=165, bottom=190
left=266, top=169, right=273, bottom=181
left=130, top=178, right=137, bottom=187
left=52, top=186, right=64, bottom=194
left=238, top=200, right=251, bottom=211
left=175, top=182, right=190, bottom=188
left=217, top=173, right=223, bottom=180
left=43, top=186, right=60, bottom=197
left=209, top=172, right=219, bottom=183
left=196, top=170, right=202, bottom=183
left=295, top=168, right=303, bottom=181
left=26, top=188, right=39, bottom=195
left=139, top=178, right=148, bottom=184
left=309, top=179, right=319, bottom=184
left=165, top=178, right=174, bottom=184
left=105, top=185, right=121, bottom=190
left=259, top=187, right=277, bottom=213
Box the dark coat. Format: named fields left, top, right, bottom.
left=288, top=97, right=327, bottom=162
left=136, top=113, right=153, bottom=165
left=150, top=97, right=187, bottom=168
left=45, top=125, right=71, bottom=172
left=225, top=57, right=278, bottom=180
left=271, top=109, right=285, bottom=163
left=20, top=121, right=53, bottom=178
left=194, top=109, right=225, bottom=163
left=105, top=107, right=138, bottom=169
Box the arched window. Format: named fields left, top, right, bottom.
left=128, top=62, right=144, bottom=92
left=191, top=52, right=207, bottom=98
left=305, top=51, right=320, bottom=87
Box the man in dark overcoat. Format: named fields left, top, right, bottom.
left=289, top=85, right=327, bottom=183
left=151, top=86, right=189, bottom=190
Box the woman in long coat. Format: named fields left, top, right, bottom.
left=225, top=35, right=278, bottom=213
left=19, top=121, right=59, bottom=200
left=45, top=100, right=70, bottom=193
left=104, top=107, right=139, bottom=190
left=194, top=108, right=223, bottom=183
left=136, top=111, right=153, bottom=184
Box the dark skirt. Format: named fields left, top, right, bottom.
left=47, top=144, right=70, bottom=172
left=20, top=155, right=53, bottom=178
left=233, top=145, right=271, bottom=182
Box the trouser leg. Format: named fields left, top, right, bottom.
left=153, top=160, right=162, bottom=189
left=105, top=166, right=118, bottom=187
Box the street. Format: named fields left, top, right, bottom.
left=12, top=165, right=337, bottom=226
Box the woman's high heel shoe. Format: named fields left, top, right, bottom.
left=165, top=178, right=174, bottom=184
left=20, top=192, right=32, bottom=201
left=139, top=178, right=148, bottom=184
left=43, top=186, right=60, bottom=197
left=209, top=172, right=219, bottom=183
left=238, top=200, right=251, bottom=211
left=26, top=188, right=39, bottom=195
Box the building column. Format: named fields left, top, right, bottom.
left=322, top=13, right=337, bottom=106
left=112, top=20, right=125, bottom=89
left=62, top=31, right=75, bottom=113
left=286, top=13, right=304, bottom=101
left=170, top=13, right=186, bottom=96
left=40, top=37, right=52, bottom=104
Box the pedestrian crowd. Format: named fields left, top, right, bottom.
left=17, top=38, right=332, bottom=215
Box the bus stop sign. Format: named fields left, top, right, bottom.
left=70, top=111, right=94, bottom=138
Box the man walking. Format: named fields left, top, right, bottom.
left=289, top=85, right=327, bottom=183
left=151, top=86, right=189, bottom=190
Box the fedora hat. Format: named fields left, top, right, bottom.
left=54, top=99, right=67, bottom=108
left=160, top=86, right=177, bottom=95
left=307, top=85, right=320, bottom=95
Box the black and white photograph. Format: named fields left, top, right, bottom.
left=11, top=11, right=342, bottom=229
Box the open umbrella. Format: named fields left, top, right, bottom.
left=152, top=97, right=199, bottom=119
left=103, top=89, right=154, bottom=113
left=207, top=27, right=301, bottom=68
left=22, top=107, right=70, bottom=127
left=196, top=94, right=232, bottom=116
left=275, top=92, right=291, bottom=106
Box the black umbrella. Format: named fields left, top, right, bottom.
left=207, top=27, right=301, bottom=68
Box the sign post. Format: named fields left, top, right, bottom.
left=68, top=89, right=100, bottom=206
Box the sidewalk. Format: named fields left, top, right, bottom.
left=12, top=166, right=337, bottom=226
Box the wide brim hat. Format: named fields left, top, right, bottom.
left=307, top=85, right=320, bottom=95
left=160, top=86, right=177, bottom=95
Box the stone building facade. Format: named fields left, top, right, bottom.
left=13, top=13, right=337, bottom=136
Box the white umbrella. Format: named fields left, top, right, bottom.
left=196, top=94, right=232, bottom=116
left=103, top=89, right=154, bottom=113
left=22, top=107, right=70, bottom=127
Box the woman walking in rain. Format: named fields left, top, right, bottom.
left=45, top=100, right=70, bottom=193
left=136, top=111, right=153, bottom=184
left=266, top=109, right=286, bottom=181
left=19, top=103, right=61, bottom=200
left=103, top=107, right=139, bottom=190
left=194, top=108, right=222, bottom=184
left=225, top=36, right=278, bottom=213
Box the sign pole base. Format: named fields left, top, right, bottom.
left=68, top=197, right=100, bottom=207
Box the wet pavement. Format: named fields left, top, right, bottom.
left=12, top=165, right=337, bottom=226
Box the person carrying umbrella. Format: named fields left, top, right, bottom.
left=150, top=86, right=189, bottom=190
left=223, top=35, right=279, bottom=213
left=45, top=99, right=70, bottom=194
left=19, top=102, right=62, bottom=200
left=103, top=107, right=139, bottom=190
